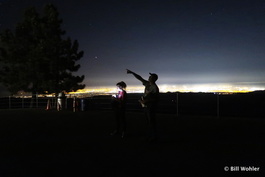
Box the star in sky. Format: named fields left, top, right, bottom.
left=1, top=0, right=265, bottom=94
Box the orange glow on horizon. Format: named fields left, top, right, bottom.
left=69, top=83, right=265, bottom=95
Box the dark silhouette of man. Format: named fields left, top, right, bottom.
left=127, top=69, right=159, bottom=141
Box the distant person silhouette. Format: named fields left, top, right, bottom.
left=111, top=81, right=127, bottom=138
left=127, top=69, right=159, bottom=142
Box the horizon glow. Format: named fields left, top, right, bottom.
left=70, top=82, right=265, bottom=94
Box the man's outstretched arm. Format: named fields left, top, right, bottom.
left=126, top=69, right=146, bottom=83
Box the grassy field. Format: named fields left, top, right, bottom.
left=0, top=109, right=264, bottom=176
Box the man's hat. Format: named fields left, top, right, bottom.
left=149, top=73, right=158, bottom=81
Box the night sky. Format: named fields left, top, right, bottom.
left=1, top=0, right=265, bottom=93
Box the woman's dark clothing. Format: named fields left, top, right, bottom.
left=111, top=90, right=127, bottom=136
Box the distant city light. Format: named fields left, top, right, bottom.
left=70, top=83, right=265, bottom=95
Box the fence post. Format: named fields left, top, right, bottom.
left=176, top=92, right=179, bottom=117
left=51, top=97, right=55, bottom=109
left=36, top=93, right=38, bottom=108
left=9, top=96, right=11, bottom=109
left=73, top=97, right=76, bottom=112
left=22, top=96, right=24, bottom=109
left=65, top=97, right=68, bottom=110
left=217, top=94, right=220, bottom=118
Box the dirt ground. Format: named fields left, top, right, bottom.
left=0, top=109, right=264, bottom=177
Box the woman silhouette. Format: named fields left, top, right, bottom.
left=111, top=81, right=127, bottom=138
